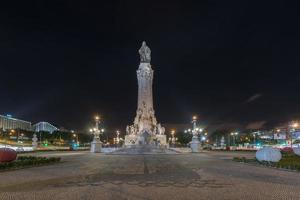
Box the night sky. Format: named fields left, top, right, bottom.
left=1, top=1, right=300, bottom=132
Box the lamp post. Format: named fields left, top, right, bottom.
left=73, top=133, right=78, bottom=144
left=20, top=133, right=24, bottom=143
left=171, top=130, right=175, bottom=146
left=190, top=115, right=202, bottom=152
left=116, top=130, right=120, bottom=145
left=252, top=132, right=256, bottom=146
left=235, top=132, right=239, bottom=146
left=39, top=131, right=42, bottom=146
left=230, top=132, right=238, bottom=146
left=89, top=115, right=103, bottom=153
left=288, top=121, right=298, bottom=148
left=230, top=132, right=234, bottom=146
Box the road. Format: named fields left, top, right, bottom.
left=0, top=149, right=299, bottom=200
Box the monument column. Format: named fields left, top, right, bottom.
left=125, top=41, right=166, bottom=146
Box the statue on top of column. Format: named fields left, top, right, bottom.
left=139, top=41, right=151, bottom=63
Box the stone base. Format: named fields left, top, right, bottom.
left=125, top=135, right=138, bottom=146
left=125, top=134, right=167, bottom=146
left=90, top=141, right=102, bottom=153
left=190, top=139, right=201, bottom=153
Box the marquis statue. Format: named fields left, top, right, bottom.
left=139, top=41, right=151, bottom=63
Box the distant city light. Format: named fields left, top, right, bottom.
left=292, top=122, right=298, bottom=128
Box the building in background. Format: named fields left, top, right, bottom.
left=0, top=114, right=32, bottom=131
left=33, top=122, right=58, bottom=133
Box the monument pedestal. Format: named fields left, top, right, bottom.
left=190, top=137, right=201, bottom=153
left=125, top=135, right=138, bottom=146
left=125, top=134, right=167, bottom=146
left=90, top=140, right=102, bottom=153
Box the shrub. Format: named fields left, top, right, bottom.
left=233, top=153, right=300, bottom=171
left=0, top=156, right=61, bottom=171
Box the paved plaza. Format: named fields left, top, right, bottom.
left=0, top=149, right=299, bottom=200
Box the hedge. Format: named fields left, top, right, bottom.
left=0, top=156, right=61, bottom=171
left=233, top=153, right=300, bottom=171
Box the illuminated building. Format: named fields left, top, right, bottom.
left=0, top=114, right=32, bottom=131
left=33, top=122, right=58, bottom=133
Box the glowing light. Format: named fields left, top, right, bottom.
left=292, top=122, right=298, bottom=128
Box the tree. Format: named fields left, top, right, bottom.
left=176, top=131, right=193, bottom=145
left=208, top=129, right=232, bottom=146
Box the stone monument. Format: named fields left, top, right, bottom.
left=125, top=41, right=167, bottom=146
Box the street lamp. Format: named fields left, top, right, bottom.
left=72, top=133, right=79, bottom=144
left=190, top=115, right=202, bottom=152
left=234, top=132, right=239, bottom=146
left=171, top=130, right=175, bottom=145
left=292, top=122, right=298, bottom=128
left=191, top=116, right=200, bottom=139
left=230, top=132, right=239, bottom=146
left=288, top=121, right=299, bottom=148
left=90, top=115, right=104, bottom=153
left=116, top=130, right=120, bottom=144
left=20, top=133, right=24, bottom=143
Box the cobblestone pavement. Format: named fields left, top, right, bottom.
left=0, top=150, right=299, bottom=200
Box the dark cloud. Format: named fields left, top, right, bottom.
left=245, top=94, right=262, bottom=104
left=245, top=121, right=266, bottom=130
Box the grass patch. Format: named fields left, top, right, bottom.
left=0, top=156, right=61, bottom=171
left=233, top=153, right=300, bottom=171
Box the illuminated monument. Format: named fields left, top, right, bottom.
left=125, top=41, right=167, bottom=146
